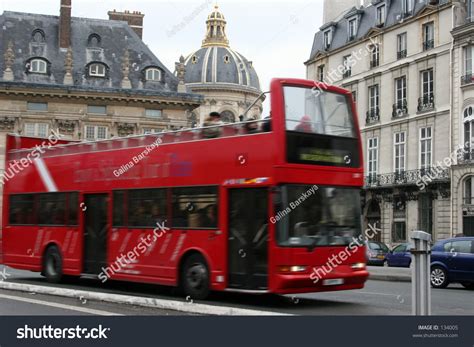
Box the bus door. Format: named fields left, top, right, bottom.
left=228, top=188, right=268, bottom=290
left=83, top=194, right=108, bottom=275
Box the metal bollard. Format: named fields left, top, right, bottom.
left=410, top=231, right=431, bottom=316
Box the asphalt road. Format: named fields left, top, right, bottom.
left=1, top=265, right=473, bottom=315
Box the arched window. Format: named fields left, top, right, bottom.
left=88, top=63, right=107, bottom=77
left=145, top=68, right=162, bottom=82
left=192, top=56, right=198, bottom=64
left=28, top=59, right=48, bottom=74
left=220, top=110, right=235, bottom=123
left=87, top=33, right=101, bottom=47
left=32, top=29, right=46, bottom=43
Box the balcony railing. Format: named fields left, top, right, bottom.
left=423, top=39, right=434, bottom=51
left=392, top=100, right=408, bottom=118
left=343, top=70, right=352, bottom=78
left=458, top=149, right=474, bottom=165
left=364, top=167, right=450, bottom=188
left=461, top=73, right=474, bottom=86
left=417, top=95, right=435, bottom=113
left=366, top=108, right=380, bottom=125
left=370, top=59, right=379, bottom=69
left=397, top=50, right=407, bottom=60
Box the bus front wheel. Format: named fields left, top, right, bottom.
left=43, top=246, right=63, bottom=283
left=181, top=253, right=210, bottom=300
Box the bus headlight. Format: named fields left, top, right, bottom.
left=351, top=263, right=366, bottom=270
left=278, top=265, right=307, bottom=273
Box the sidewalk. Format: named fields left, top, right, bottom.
left=367, top=266, right=411, bottom=282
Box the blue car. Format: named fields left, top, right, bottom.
left=386, top=243, right=412, bottom=267
left=430, top=237, right=474, bottom=289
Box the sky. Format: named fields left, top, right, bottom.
left=0, top=0, right=324, bottom=112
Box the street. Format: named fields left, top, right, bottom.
left=1, top=265, right=472, bottom=316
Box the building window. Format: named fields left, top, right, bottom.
left=348, top=18, right=357, bottom=40
left=464, top=108, right=474, bottom=160
left=351, top=90, right=357, bottom=104
left=28, top=59, right=48, bottom=74
left=419, top=69, right=434, bottom=112
left=24, top=123, right=48, bottom=137
left=468, top=0, right=474, bottom=22
left=192, top=55, right=198, bottom=64
left=393, top=76, right=407, bottom=118
left=323, top=30, right=332, bottom=49
left=87, top=33, right=102, bottom=47
left=87, top=105, right=107, bottom=115
left=462, top=46, right=474, bottom=84
left=145, top=109, right=162, bottom=118
left=376, top=5, right=386, bottom=26
left=397, top=33, right=407, bottom=59
left=84, top=125, right=108, bottom=141
left=143, top=128, right=161, bottom=135
left=418, top=194, right=433, bottom=235
left=27, top=102, right=48, bottom=112
left=145, top=68, right=162, bottom=82
left=32, top=29, right=46, bottom=43
left=367, top=84, right=379, bottom=124
left=464, top=177, right=474, bottom=205
left=367, top=137, right=378, bottom=181
left=422, top=22, right=434, bottom=51
left=343, top=55, right=352, bottom=78
left=402, top=0, right=412, bottom=16
left=392, top=222, right=407, bottom=242
left=420, top=127, right=432, bottom=171
left=89, top=63, right=106, bottom=77
left=394, top=132, right=406, bottom=175
left=317, top=65, right=325, bottom=82
left=369, top=44, right=379, bottom=68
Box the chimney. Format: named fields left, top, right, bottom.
left=108, top=10, right=145, bottom=39
left=59, top=0, right=72, bottom=49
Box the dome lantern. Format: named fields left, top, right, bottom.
left=202, top=5, right=229, bottom=48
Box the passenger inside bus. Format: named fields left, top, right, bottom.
left=294, top=115, right=313, bottom=133
left=200, top=204, right=217, bottom=228
left=202, top=112, right=223, bottom=138
left=244, top=116, right=260, bottom=134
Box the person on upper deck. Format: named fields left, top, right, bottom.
left=202, top=112, right=223, bottom=138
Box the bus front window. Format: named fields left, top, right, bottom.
left=284, top=86, right=360, bottom=167
left=276, top=185, right=362, bottom=247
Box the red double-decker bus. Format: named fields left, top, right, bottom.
left=2, top=78, right=368, bottom=299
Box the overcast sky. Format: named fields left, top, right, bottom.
left=0, top=0, right=323, bottom=111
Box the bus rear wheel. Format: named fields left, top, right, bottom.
left=43, top=246, right=63, bottom=283
left=181, top=254, right=210, bottom=300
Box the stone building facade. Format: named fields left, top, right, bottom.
left=451, top=0, right=474, bottom=237
left=306, top=0, right=453, bottom=245
left=182, top=6, right=263, bottom=125
left=0, top=0, right=203, bottom=224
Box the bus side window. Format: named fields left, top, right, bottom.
left=113, top=191, right=126, bottom=227
left=172, top=187, right=218, bottom=229
left=128, top=189, right=167, bottom=228
left=9, top=194, right=35, bottom=225
left=39, top=193, right=67, bottom=226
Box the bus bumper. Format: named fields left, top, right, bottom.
left=271, top=267, right=369, bottom=294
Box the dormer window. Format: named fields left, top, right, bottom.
left=348, top=18, right=358, bottom=41
left=145, top=68, right=162, bottom=82
left=376, top=5, right=386, bottom=27
left=323, top=30, right=332, bottom=49
left=31, top=29, right=46, bottom=43
left=402, top=0, right=412, bottom=16
left=29, top=59, right=48, bottom=74
left=89, top=63, right=106, bottom=77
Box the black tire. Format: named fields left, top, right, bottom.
left=181, top=253, right=210, bottom=300
left=43, top=246, right=63, bottom=283
left=461, top=282, right=474, bottom=290
left=430, top=266, right=449, bottom=289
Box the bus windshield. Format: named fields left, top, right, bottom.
left=276, top=185, right=362, bottom=247
left=284, top=86, right=356, bottom=138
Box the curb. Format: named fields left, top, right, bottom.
left=369, top=274, right=411, bottom=282
left=0, top=281, right=291, bottom=316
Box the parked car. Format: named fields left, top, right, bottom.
left=366, top=241, right=389, bottom=266
left=386, top=243, right=412, bottom=267
left=430, top=237, right=474, bottom=289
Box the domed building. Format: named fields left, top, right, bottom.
left=181, top=5, right=263, bottom=125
